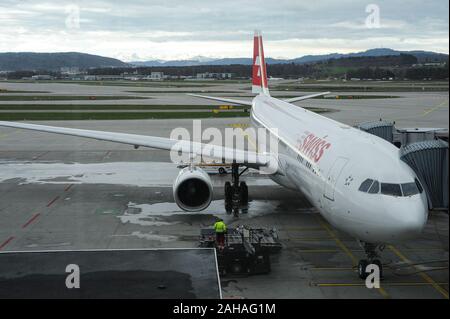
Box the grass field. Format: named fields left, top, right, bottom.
left=0, top=105, right=329, bottom=120
left=228, top=94, right=400, bottom=99
left=125, top=90, right=240, bottom=94
left=271, top=80, right=449, bottom=92
left=0, top=111, right=250, bottom=120
left=318, top=94, right=399, bottom=99
left=0, top=104, right=246, bottom=110
left=0, top=95, right=148, bottom=101
left=0, top=89, right=49, bottom=94
left=2, top=80, right=223, bottom=88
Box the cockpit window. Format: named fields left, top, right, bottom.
left=415, top=178, right=423, bottom=193
left=358, top=179, right=374, bottom=192
left=368, top=180, right=379, bottom=194
left=401, top=182, right=420, bottom=196
left=381, top=183, right=402, bottom=197
left=359, top=178, right=423, bottom=197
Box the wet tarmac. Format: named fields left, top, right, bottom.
left=0, top=153, right=447, bottom=299
left=0, top=83, right=448, bottom=299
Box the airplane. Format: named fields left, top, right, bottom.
left=0, top=31, right=428, bottom=279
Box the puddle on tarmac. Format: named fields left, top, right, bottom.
left=130, top=231, right=178, bottom=242
left=111, top=231, right=177, bottom=242
left=117, top=199, right=282, bottom=228
left=0, top=161, right=276, bottom=187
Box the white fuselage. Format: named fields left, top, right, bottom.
left=250, top=94, right=428, bottom=244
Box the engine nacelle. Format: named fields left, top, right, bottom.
left=173, top=166, right=213, bottom=211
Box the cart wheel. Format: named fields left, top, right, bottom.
left=231, top=262, right=243, bottom=274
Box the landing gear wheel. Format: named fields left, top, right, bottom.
left=218, top=167, right=226, bottom=175
left=372, top=259, right=383, bottom=279
left=358, top=259, right=369, bottom=279
left=358, top=241, right=384, bottom=280
left=224, top=182, right=232, bottom=203
left=239, top=181, right=248, bottom=204
left=223, top=163, right=250, bottom=216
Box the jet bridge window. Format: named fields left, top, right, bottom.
left=381, top=183, right=402, bottom=197
left=358, top=179, right=374, bottom=192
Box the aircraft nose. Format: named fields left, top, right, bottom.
left=393, top=200, right=428, bottom=240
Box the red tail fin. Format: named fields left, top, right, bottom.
left=252, top=30, right=269, bottom=95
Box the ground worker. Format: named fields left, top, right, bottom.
left=213, top=218, right=227, bottom=247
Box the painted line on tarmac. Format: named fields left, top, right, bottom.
left=102, top=150, right=112, bottom=161
left=315, top=215, right=390, bottom=298
left=0, top=236, right=14, bottom=250
left=389, top=245, right=449, bottom=299
left=310, top=267, right=354, bottom=270
left=315, top=216, right=358, bottom=265
left=315, top=282, right=448, bottom=287
left=46, top=196, right=60, bottom=208
left=422, top=100, right=448, bottom=116
left=22, top=213, right=41, bottom=228
left=0, top=129, right=19, bottom=140
left=32, top=151, right=50, bottom=160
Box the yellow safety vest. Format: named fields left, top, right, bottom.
left=214, top=221, right=227, bottom=233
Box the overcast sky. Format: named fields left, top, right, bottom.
left=0, top=0, right=448, bottom=61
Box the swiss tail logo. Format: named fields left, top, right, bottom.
left=252, top=30, right=270, bottom=96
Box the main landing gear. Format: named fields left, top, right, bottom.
left=224, top=162, right=249, bottom=216
left=357, top=242, right=384, bottom=279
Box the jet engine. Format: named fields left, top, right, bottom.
left=173, top=166, right=213, bottom=211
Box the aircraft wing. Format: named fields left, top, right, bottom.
left=0, top=121, right=276, bottom=170
left=188, top=92, right=330, bottom=105
left=187, top=94, right=253, bottom=106
left=283, top=91, right=330, bottom=103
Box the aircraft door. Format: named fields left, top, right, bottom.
left=323, top=157, right=349, bottom=201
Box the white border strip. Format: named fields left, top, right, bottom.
left=213, top=248, right=223, bottom=299
left=0, top=247, right=215, bottom=254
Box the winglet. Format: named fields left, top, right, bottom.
left=252, top=30, right=270, bottom=96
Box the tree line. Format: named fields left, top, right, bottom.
left=4, top=54, right=448, bottom=80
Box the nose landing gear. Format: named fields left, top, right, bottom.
left=357, top=242, right=384, bottom=279
left=224, top=163, right=249, bottom=216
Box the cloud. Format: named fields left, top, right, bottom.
left=0, top=0, right=448, bottom=60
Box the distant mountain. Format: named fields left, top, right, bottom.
left=1, top=48, right=446, bottom=72
left=131, top=48, right=448, bottom=67
left=0, top=52, right=130, bottom=71
left=131, top=57, right=283, bottom=67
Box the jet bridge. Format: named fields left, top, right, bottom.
left=400, top=139, right=449, bottom=211
left=358, top=121, right=449, bottom=212
left=357, top=120, right=395, bottom=143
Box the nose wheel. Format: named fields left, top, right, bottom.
left=357, top=242, right=384, bottom=279
left=224, top=163, right=249, bottom=216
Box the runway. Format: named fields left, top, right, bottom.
left=0, top=82, right=448, bottom=298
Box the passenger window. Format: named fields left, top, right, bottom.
left=368, top=180, right=379, bottom=194
left=415, top=178, right=423, bottom=193
left=358, top=179, right=373, bottom=192
left=401, top=182, right=419, bottom=196
left=381, top=183, right=402, bottom=197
